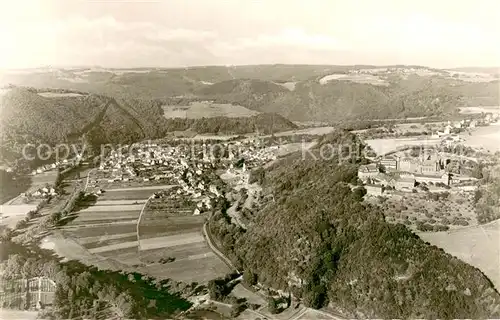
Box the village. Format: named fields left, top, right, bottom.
left=86, top=137, right=280, bottom=208
left=358, top=112, right=499, bottom=231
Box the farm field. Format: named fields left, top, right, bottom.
left=31, top=170, right=58, bottom=186
left=459, top=122, right=500, bottom=152
left=274, top=126, right=335, bottom=137
left=275, top=81, right=297, bottom=91
left=273, top=142, right=316, bottom=157
left=459, top=106, right=500, bottom=114
left=88, top=176, right=176, bottom=190
left=144, top=254, right=229, bottom=283
left=365, top=137, right=441, bottom=155
left=446, top=72, right=499, bottom=83
left=0, top=204, right=38, bottom=229
left=40, top=232, right=131, bottom=271
left=0, top=309, right=39, bottom=320
left=105, top=185, right=175, bottom=192
left=46, top=181, right=229, bottom=283
left=295, top=308, right=339, bottom=320
left=378, top=191, right=477, bottom=230
left=95, top=189, right=159, bottom=200
left=418, top=220, right=500, bottom=290
left=230, top=284, right=266, bottom=305
left=138, top=195, right=229, bottom=283
left=45, top=186, right=152, bottom=271
left=319, top=73, right=389, bottom=86
left=37, top=92, right=85, bottom=97
left=163, top=101, right=258, bottom=119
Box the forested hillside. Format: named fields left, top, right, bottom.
left=209, top=130, right=500, bottom=318
left=0, top=87, right=297, bottom=169
left=2, top=66, right=498, bottom=124
left=195, top=77, right=499, bottom=122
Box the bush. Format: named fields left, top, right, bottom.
left=433, top=225, right=450, bottom=232
left=268, top=297, right=279, bottom=314
left=26, top=210, right=37, bottom=220
left=416, top=222, right=434, bottom=232
left=230, top=303, right=246, bottom=318
left=15, top=219, right=28, bottom=230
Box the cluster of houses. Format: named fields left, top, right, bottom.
left=358, top=152, right=477, bottom=196
left=23, top=185, right=57, bottom=199
left=30, top=156, right=82, bottom=176
left=93, top=139, right=283, bottom=214
left=433, top=114, right=499, bottom=139
left=96, top=143, right=228, bottom=215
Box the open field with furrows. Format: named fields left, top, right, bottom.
left=94, top=199, right=148, bottom=205
left=79, top=203, right=144, bottom=212
left=138, top=196, right=229, bottom=283
left=63, top=203, right=142, bottom=226
left=139, top=217, right=206, bottom=239
left=41, top=232, right=133, bottom=271
left=0, top=204, right=38, bottom=229
left=418, top=220, right=500, bottom=290
left=61, top=223, right=137, bottom=238
left=393, top=122, right=431, bottom=134
left=52, top=186, right=149, bottom=269
left=378, top=191, right=477, bottom=230
left=89, top=178, right=176, bottom=190
left=141, top=196, right=194, bottom=217
left=144, top=254, right=229, bottom=283
left=105, top=185, right=176, bottom=192
left=365, top=137, right=441, bottom=155
left=163, top=101, right=259, bottom=119
left=95, top=189, right=156, bottom=200
left=139, top=195, right=199, bottom=239
left=49, top=181, right=228, bottom=282
left=140, top=232, right=205, bottom=251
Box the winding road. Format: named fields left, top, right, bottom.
left=202, top=218, right=239, bottom=273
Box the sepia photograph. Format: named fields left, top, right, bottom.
left=0, top=0, right=499, bottom=319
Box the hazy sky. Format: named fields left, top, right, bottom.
left=1, top=0, right=499, bottom=69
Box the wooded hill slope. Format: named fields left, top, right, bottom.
left=209, top=130, right=500, bottom=319
left=193, top=77, right=499, bottom=122
left=0, top=87, right=296, bottom=168
left=2, top=65, right=498, bottom=123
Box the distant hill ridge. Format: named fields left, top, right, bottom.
left=2, top=64, right=498, bottom=123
